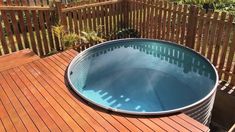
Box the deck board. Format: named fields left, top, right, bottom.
left=0, top=49, right=40, bottom=72
left=0, top=49, right=210, bottom=132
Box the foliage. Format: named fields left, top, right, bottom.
left=63, top=33, right=79, bottom=48
left=79, top=25, right=105, bottom=44
left=169, top=0, right=235, bottom=15
left=52, top=23, right=65, bottom=42
left=46, top=49, right=58, bottom=56
left=52, top=23, right=79, bottom=49
left=79, top=30, right=105, bottom=44
left=110, top=28, right=140, bottom=39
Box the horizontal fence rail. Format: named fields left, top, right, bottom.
left=0, top=0, right=111, bottom=6
left=0, top=0, right=234, bottom=85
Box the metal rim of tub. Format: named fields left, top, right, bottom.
left=67, top=38, right=219, bottom=116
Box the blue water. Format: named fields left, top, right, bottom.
left=69, top=39, right=217, bottom=113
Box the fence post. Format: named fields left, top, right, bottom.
left=54, top=2, right=67, bottom=50
left=186, top=5, right=199, bottom=49
left=122, top=0, right=129, bottom=28
left=55, top=2, right=67, bottom=30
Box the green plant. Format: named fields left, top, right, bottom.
left=79, top=29, right=105, bottom=44
left=110, top=28, right=140, bottom=39
left=52, top=23, right=65, bottom=41
left=169, top=0, right=235, bottom=15
left=63, top=33, right=79, bottom=48
left=52, top=23, right=79, bottom=49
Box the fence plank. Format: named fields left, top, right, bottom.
left=68, top=8, right=74, bottom=33
left=111, top=2, right=116, bottom=39
left=87, top=6, right=92, bottom=30
left=1, top=10, right=16, bottom=52
left=18, top=11, right=30, bottom=48
left=10, top=11, right=23, bottom=50
left=32, top=10, right=43, bottom=55
left=92, top=6, right=97, bottom=32
left=180, top=5, right=187, bottom=45
left=231, top=64, right=235, bottom=85
left=166, top=2, right=172, bottom=41
left=170, top=4, right=177, bottom=42
left=159, top=1, right=166, bottom=39
left=150, top=0, right=155, bottom=38
left=195, top=10, right=206, bottom=52
left=142, top=0, right=147, bottom=37
left=145, top=0, right=151, bottom=38
left=224, top=27, right=235, bottom=81
left=218, top=15, right=234, bottom=77
left=136, top=0, right=140, bottom=34
left=0, top=19, right=9, bottom=54
left=185, top=6, right=198, bottom=48
left=207, top=12, right=219, bottom=60
left=73, top=10, right=78, bottom=34
left=45, top=10, right=55, bottom=51
left=39, top=10, right=49, bottom=54
left=201, top=12, right=212, bottom=56
left=132, top=0, right=136, bottom=32
left=78, top=9, right=83, bottom=32
left=104, top=4, right=109, bottom=36
left=153, top=0, right=159, bottom=39
left=101, top=4, right=105, bottom=36
left=109, top=4, right=114, bottom=38
left=139, top=0, right=143, bottom=37
left=175, top=5, right=182, bottom=43
left=129, top=0, right=133, bottom=30
left=25, top=10, right=37, bottom=53
left=212, top=12, right=226, bottom=66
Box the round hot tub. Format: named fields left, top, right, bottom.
left=67, top=39, right=218, bottom=125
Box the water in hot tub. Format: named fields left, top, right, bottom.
left=69, top=40, right=216, bottom=112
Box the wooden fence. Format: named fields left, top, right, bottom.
left=0, top=0, right=234, bottom=85
left=127, top=0, right=235, bottom=85
left=0, top=0, right=110, bottom=6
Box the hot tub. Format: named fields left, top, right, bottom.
left=67, top=39, right=218, bottom=125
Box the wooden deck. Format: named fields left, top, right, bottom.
left=0, top=49, right=210, bottom=132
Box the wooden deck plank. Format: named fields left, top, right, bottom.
left=160, top=117, right=190, bottom=132
left=125, top=117, right=154, bottom=131
left=38, top=57, right=127, bottom=131
left=2, top=70, right=49, bottom=131
left=0, top=49, right=40, bottom=72
left=0, top=119, right=6, bottom=132
left=33, top=59, right=116, bottom=131
left=0, top=72, right=38, bottom=131
left=150, top=118, right=177, bottom=132
left=9, top=68, right=61, bottom=131
left=0, top=49, right=210, bottom=131
left=111, top=115, right=141, bottom=132
left=177, top=114, right=210, bottom=132
left=0, top=79, right=26, bottom=131
left=21, top=64, right=84, bottom=131
left=138, top=118, right=166, bottom=131
left=28, top=62, right=106, bottom=132
left=16, top=66, right=72, bottom=131
left=170, top=115, right=203, bottom=132
left=26, top=63, right=95, bottom=132
left=0, top=98, right=16, bottom=132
